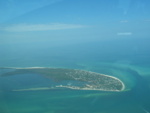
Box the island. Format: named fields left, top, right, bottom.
left=0, top=67, right=125, bottom=92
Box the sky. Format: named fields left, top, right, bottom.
left=0, top=0, right=150, bottom=46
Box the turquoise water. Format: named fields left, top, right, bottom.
left=0, top=56, right=150, bottom=113
left=0, top=37, right=150, bottom=113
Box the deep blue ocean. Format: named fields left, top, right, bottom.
left=0, top=37, right=150, bottom=113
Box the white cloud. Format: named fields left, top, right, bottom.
left=117, top=32, right=132, bottom=36
left=1, top=23, right=86, bottom=32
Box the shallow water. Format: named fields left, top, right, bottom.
left=0, top=63, right=150, bottom=113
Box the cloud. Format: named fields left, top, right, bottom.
left=117, top=32, right=132, bottom=36
left=1, top=23, right=86, bottom=32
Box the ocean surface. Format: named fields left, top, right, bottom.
left=0, top=37, right=150, bottom=113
